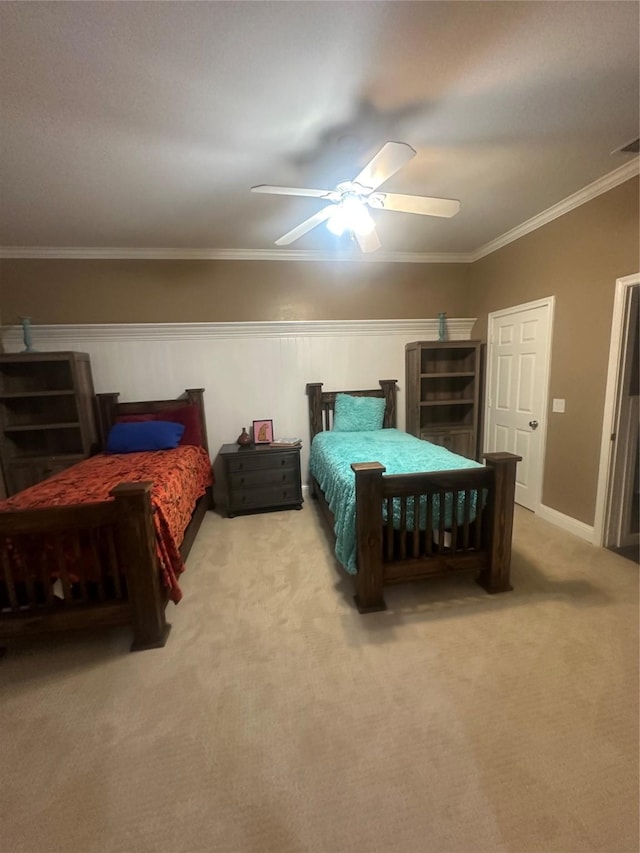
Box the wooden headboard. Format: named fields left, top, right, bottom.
left=305, top=380, right=398, bottom=442
left=95, top=388, right=209, bottom=454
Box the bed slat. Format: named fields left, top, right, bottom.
left=1, top=543, right=18, bottom=611
left=412, top=494, right=420, bottom=558
left=24, top=569, right=35, bottom=607
left=54, top=537, right=73, bottom=602
left=398, top=497, right=407, bottom=560
left=463, top=490, right=472, bottom=550
left=450, top=489, right=459, bottom=553
left=73, top=536, right=89, bottom=604
left=425, top=493, right=433, bottom=556
left=475, top=496, right=483, bottom=550
left=106, top=528, right=123, bottom=599
left=437, top=490, right=446, bottom=554
left=90, top=528, right=106, bottom=602
left=40, top=548, right=53, bottom=606
left=385, top=496, right=394, bottom=561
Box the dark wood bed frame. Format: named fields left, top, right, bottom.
left=306, top=380, right=521, bottom=612
left=0, top=388, right=212, bottom=651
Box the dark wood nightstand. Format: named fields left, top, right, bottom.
left=219, top=443, right=303, bottom=517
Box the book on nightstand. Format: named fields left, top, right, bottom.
left=269, top=438, right=301, bottom=447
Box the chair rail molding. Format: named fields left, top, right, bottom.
left=1, top=318, right=477, bottom=348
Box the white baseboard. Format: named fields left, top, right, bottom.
left=537, top=503, right=595, bottom=543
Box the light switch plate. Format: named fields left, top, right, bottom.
left=552, top=398, right=565, bottom=413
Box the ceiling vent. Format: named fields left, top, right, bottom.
left=612, top=137, right=639, bottom=155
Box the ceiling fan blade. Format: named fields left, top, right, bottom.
left=274, top=205, right=335, bottom=246
left=252, top=184, right=339, bottom=201
left=353, top=142, right=416, bottom=193
left=355, top=226, right=382, bottom=254
left=369, top=192, right=461, bottom=218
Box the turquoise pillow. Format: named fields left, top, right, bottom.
left=106, top=420, right=185, bottom=453
left=333, top=393, right=386, bottom=432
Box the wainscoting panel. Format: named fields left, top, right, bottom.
left=1, top=319, right=475, bottom=499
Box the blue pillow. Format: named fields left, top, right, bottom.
left=332, top=393, right=386, bottom=432
left=106, top=420, right=185, bottom=453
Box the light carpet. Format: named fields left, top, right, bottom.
left=1, top=502, right=638, bottom=853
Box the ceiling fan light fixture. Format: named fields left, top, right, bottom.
left=327, top=197, right=375, bottom=237
left=326, top=205, right=347, bottom=236
left=349, top=203, right=376, bottom=236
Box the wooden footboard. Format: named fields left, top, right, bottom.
left=311, top=452, right=520, bottom=612
left=0, top=483, right=172, bottom=651
left=350, top=452, right=520, bottom=611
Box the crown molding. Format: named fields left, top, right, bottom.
left=1, top=160, right=636, bottom=263
left=470, top=158, right=639, bottom=261
left=0, top=246, right=470, bottom=263
left=1, top=318, right=477, bottom=347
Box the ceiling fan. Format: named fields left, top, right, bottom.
left=251, top=141, right=461, bottom=253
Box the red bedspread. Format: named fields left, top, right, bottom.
left=0, top=446, right=213, bottom=603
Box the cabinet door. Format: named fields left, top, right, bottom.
left=422, top=429, right=475, bottom=459
left=5, top=457, right=82, bottom=495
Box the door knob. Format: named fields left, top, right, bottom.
left=529, top=420, right=539, bottom=430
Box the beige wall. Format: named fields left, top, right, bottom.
left=468, top=177, right=639, bottom=525
left=0, top=260, right=470, bottom=324
left=0, top=177, right=637, bottom=526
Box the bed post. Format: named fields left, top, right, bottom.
left=185, top=388, right=209, bottom=455
left=378, top=380, right=398, bottom=428
left=110, top=482, right=171, bottom=651
left=478, top=452, right=521, bottom=593
left=306, top=382, right=324, bottom=441
left=352, top=461, right=387, bottom=613
left=95, top=392, right=120, bottom=450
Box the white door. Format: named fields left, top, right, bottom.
left=606, top=283, right=639, bottom=549
left=486, top=298, right=554, bottom=511
left=594, top=273, right=640, bottom=547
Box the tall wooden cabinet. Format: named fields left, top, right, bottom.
left=405, top=340, right=482, bottom=460
left=0, top=351, right=99, bottom=496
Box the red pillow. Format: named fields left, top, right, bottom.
left=116, top=413, right=155, bottom=423
left=154, top=405, right=203, bottom=447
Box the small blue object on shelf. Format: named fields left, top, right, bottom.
left=438, top=311, right=447, bottom=342
left=20, top=317, right=36, bottom=352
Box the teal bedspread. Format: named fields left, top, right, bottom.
left=309, top=429, right=483, bottom=575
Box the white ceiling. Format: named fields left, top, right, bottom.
left=1, top=1, right=638, bottom=260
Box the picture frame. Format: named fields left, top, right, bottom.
left=252, top=419, right=273, bottom=444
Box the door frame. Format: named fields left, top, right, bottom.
left=485, top=295, right=555, bottom=514
left=594, top=272, right=640, bottom=546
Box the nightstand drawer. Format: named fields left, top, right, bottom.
left=229, top=484, right=301, bottom=512
left=227, top=451, right=297, bottom=474
left=228, top=466, right=299, bottom=490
